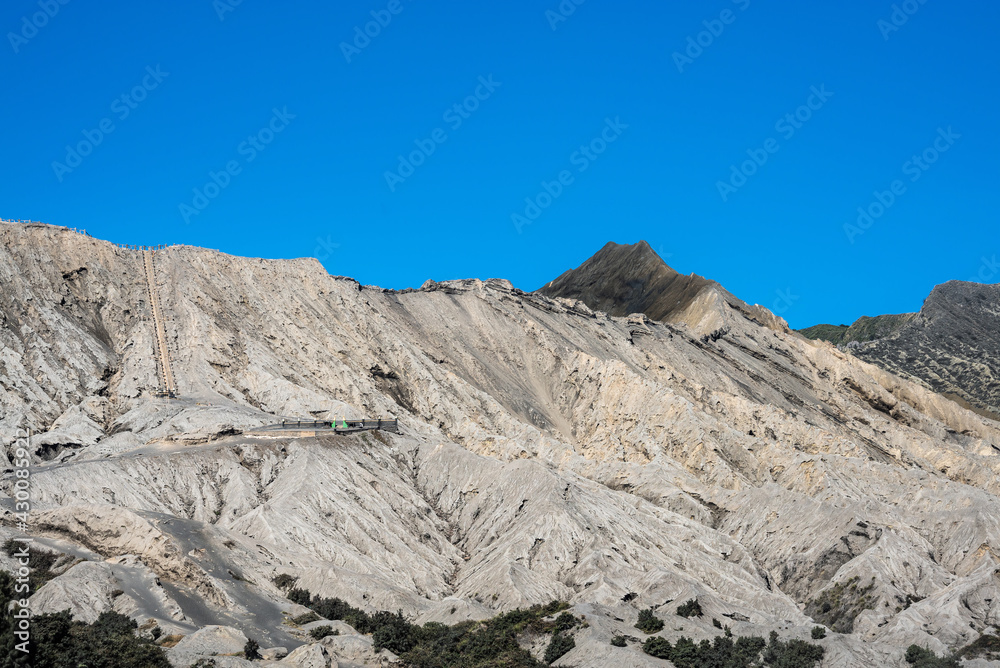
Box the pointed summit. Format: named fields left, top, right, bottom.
left=536, top=241, right=711, bottom=322
left=537, top=241, right=789, bottom=335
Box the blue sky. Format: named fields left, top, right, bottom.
left=1, top=0, right=997, bottom=328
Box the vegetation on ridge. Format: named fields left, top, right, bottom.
left=0, top=570, right=170, bottom=668
left=798, top=313, right=916, bottom=346
left=642, top=630, right=824, bottom=667
left=287, top=586, right=579, bottom=666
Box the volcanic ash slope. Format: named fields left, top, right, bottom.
left=3, top=224, right=1000, bottom=665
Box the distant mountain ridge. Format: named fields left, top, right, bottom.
left=801, top=281, right=1000, bottom=419
left=542, top=241, right=999, bottom=421
left=799, top=313, right=917, bottom=346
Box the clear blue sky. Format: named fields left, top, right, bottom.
left=2, top=1, right=997, bottom=328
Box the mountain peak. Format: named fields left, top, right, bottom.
left=536, top=240, right=710, bottom=323
left=587, top=240, right=674, bottom=274
left=537, top=240, right=790, bottom=335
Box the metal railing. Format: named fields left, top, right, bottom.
left=273, top=418, right=399, bottom=433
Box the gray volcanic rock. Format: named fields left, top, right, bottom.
left=537, top=241, right=713, bottom=322
left=5, top=222, right=1000, bottom=665
left=849, top=281, right=1000, bottom=419
left=536, top=240, right=788, bottom=335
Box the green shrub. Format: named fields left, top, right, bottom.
left=0, top=608, right=172, bottom=668
left=287, top=586, right=571, bottom=667
left=553, top=612, right=576, bottom=632
left=639, top=630, right=823, bottom=667
left=543, top=633, right=575, bottom=664
left=309, top=625, right=338, bottom=640
left=676, top=598, right=703, bottom=618
left=1, top=539, right=64, bottom=593
left=959, top=631, right=1000, bottom=660
left=804, top=576, right=876, bottom=633
left=610, top=634, right=627, bottom=647
left=291, top=611, right=321, bottom=625
left=272, top=573, right=298, bottom=590
left=905, top=644, right=960, bottom=667
left=243, top=638, right=261, bottom=660
left=642, top=636, right=672, bottom=659
left=371, top=611, right=416, bottom=655
left=811, top=626, right=826, bottom=639
left=635, top=608, right=664, bottom=634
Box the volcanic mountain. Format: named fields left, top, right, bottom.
left=801, top=281, right=1000, bottom=420
left=4, top=223, right=1000, bottom=666
left=536, top=240, right=788, bottom=336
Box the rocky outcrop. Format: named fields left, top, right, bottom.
left=800, top=281, right=1000, bottom=419
left=851, top=281, right=1000, bottom=419
left=536, top=240, right=789, bottom=336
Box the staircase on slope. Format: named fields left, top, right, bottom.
left=142, top=249, right=177, bottom=397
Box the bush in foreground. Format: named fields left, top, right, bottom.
left=635, top=608, right=664, bottom=634
left=543, top=633, right=575, bottom=664
left=291, top=587, right=573, bottom=667
left=676, top=598, right=703, bottom=618
left=642, top=630, right=824, bottom=668
left=905, top=644, right=960, bottom=667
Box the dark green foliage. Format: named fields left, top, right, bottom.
left=244, top=638, right=261, bottom=660
left=810, top=626, right=826, bottom=640
left=797, top=323, right=850, bottom=344
left=610, top=634, right=627, bottom=647
left=905, top=644, right=960, bottom=667
left=371, top=611, right=416, bottom=654
left=0, top=608, right=171, bottom=668
left=804, top=576, right=876, bottom=633
left=635, top=608, right=664, bottom=634
left=1, top=540, right=63, bottom=593
left=713, top=617, right=723, bottom=629
left=291, top=611, right=321, bottom=625
left=543, top=633, right=575, bottom=664
left=553, top=612, right=577, bottom=633
left=309, top=625, right=338, bottom=640
left=797, top=314, right=915, bottom=346
left=272, top=573, right=298, bottom=590
left=642, top=636, right=672, bottom=659
left=640, top=631, right=823, bottom=668
left=676, top=598, right=703, bottom=618
left=762, top=631, right=825, bottom=667
left=291, top=587, right=570, bottom=668
left=958, top=631, right=1000, bottom=660
left=188, top=661, right=217, bottom=668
